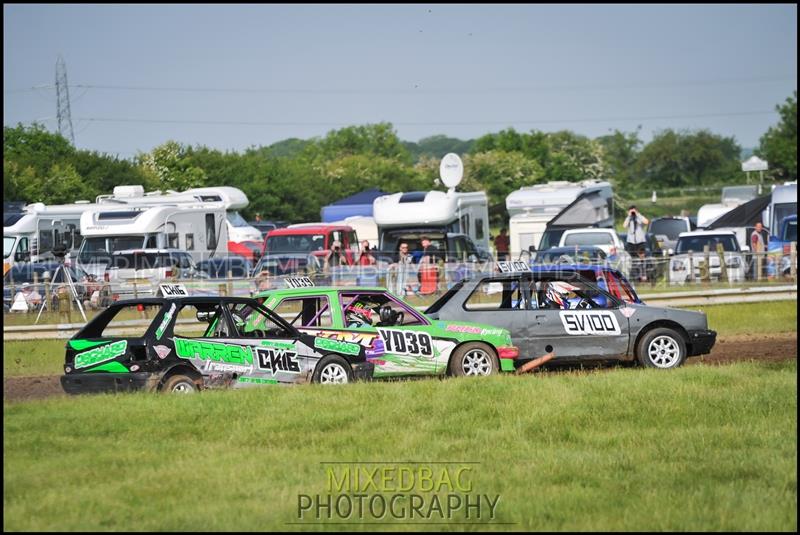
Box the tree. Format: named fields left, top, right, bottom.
left=595, top=128, right=642, bottom=189
left=137, top=141, right=207, bottom=191
left=757, top=91, right=797, bottom=182
left=633, top=129, right=741, bottom=189
left=317, top=123, right=413, bottom=164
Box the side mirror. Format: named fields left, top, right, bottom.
left=741, top=246, right=750, bottom=253
left=14, top=251, right=30, bottom=262
left=528, top=245, right=537, bottom=253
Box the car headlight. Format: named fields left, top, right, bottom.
left=725, top=257, right=741, bottom=269
left=671, top=259, right=686, bottom=271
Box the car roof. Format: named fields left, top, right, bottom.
left=111, top=295, right=260, bottom=307
left=111, top=249, right=187, bottom=254
left=678, top=230, right=736, bottom=238
left=256, top=286, right=389, bottom=297
left=267, top=225, right=353, bottom=236
left=561, top=228, right=615, bottom=234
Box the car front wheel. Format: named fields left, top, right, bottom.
left=636, top=327, right=687, bottom=369
left=449, top=343, right=499, bottom=377
left=161, top=373, right=200, bottom=393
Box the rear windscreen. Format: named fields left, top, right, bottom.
left=112, top=253, right=175, bottom=270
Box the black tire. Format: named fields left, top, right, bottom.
left=636, top=327, right=687, bottom=369
left=312, top=355, right=353, bottom=385
left=448, top=342, right=499, bottom=377
left=161, top=373, right=200, bottom=393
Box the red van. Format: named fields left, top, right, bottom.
left=262, top=224, right=360, bottom=265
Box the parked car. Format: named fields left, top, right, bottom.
left=263, top=224, right=360, bottom=265
left=252, top=253, right=322, bottom=278
left=255, top=284, right=520, bottom=378
left=227, top=240, right=263, bottom=262
left=106, top=249, right=201, bottom=285
left=197, top=256, right=253, bottom=279
left=770, top=215, right=797, bottom=276
left=60, top=293, right=374, bottom=394
left=425, top=268, right=716, bottom=369
left=647, top=216, right=694, bottom=253
left=557, top=228, right=632, bottom=276
left=669, top=231, right=746, bottom=283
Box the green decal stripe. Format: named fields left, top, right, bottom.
left=314, top=337, right=361, bottom=356
left=238, top=377, right=278, bottom=385
left=85, top=361, right=130, bottom=373
left=69, top=339, right=109, bottom=351
left=500, top=358, right=515, bottom=372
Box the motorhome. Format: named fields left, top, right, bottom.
left=4, top=202, right=97, bottom=273
left=77, top=203, right=229, bottom=278
left=766, top=182, right=797, bottom=240
left=373, top=190, right=490, bottom=256
left=95, top=185, right=262, bottom=243
left=506, top=180, right=614, bottom=257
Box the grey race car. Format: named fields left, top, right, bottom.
left=425, top=267, right=716, bottom=369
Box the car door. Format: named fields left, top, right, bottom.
left=528, top=274, right=630, bottom=360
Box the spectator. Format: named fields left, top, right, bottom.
left=390, top=242, right=415, bottom=296
left=323, top=240, right=348, bottom=273
left=750, top=222, right=768, bottom=279
left=624, top=205, right=650, bottom=256
left=358, top=240, right=376, bottom=266
left=21, top=282, right=42, bottom=311
left=494, top=228, right=510, bottom=261
left=413, top=236, right=435, bottom=265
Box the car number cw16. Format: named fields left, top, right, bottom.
left=377, top=329, right=434, bottom=357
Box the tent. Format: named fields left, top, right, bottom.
left=320, top=188, right=387, bottom=222
left=706, top=196, right=771, bottom=229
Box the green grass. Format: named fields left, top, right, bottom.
left=3, top=301, right=796, bottom=379
left=3, top=361, right=796, bottom=531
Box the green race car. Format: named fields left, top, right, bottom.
left=252, top=285, right=520, bottom=378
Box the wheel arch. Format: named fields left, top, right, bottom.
left=633, top=320, right=690, bottom=358
left=159, top=364, right=203, bottom=391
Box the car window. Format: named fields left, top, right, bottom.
left=171, top=303, right=231, bottom=338
left=76, top=302, right=164, bottom=338
left=272, top=296, right=333, bottom=327
left=340, top=292, right=426, bottom=327
left=227, top=302, right=294, bottom=338
left=464, top=278, right=529, bottom=310
left=676, top=235, right=739, bottom=253
left=563, top=232, right=613, bottom=246
left=531, top=276, right=615, bottom=310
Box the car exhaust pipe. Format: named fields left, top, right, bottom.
left=515, top=352, right=555, bottom=375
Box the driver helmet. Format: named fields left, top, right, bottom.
left=546, top=281, right=579, bottom=309
left=345, top=301, right=373, bottom=327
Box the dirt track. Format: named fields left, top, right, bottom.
left=4, top=332, right=796, bottom=403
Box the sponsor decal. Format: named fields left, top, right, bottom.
left=174, top=338, right=254, bottom=364
left=315, top=337, right=361, bottom=356
left=238, top=376, right=278, bottom=385
left=285, top=276, right=314, bottom=288
left=155, top=303, right=177, bottom=340
left=203, top=361, right=254, bottom=374
left=481, top=328, right=505, bottom=336
left=74, top=340, right=128, bottom=369
left=378, top=329, right=434, bottom=358
left=304, top=329, right=379, bottom=347
left=153, top=344, right=172, bottom=359
left=254, top=347, right=301, bottom=375
left=445, top=324, right=482, bottom=334
left=159, top=283, right=189, bottom=297
left=620, top=307, right=637, bottom=318
left=559, top=311, right=621, bottom=335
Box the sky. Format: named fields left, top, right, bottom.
left=3, top=4, right=797, bottom=159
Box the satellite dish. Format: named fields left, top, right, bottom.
left=439, top=153, right=464, bottom=190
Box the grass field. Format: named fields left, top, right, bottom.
left=4, top=360, right=796, bottom=531
left=3, top=301, right=796, bottom=379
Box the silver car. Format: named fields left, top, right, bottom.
left=425, top=267, right=716, bottom=369
left=669, top=231, right=746, bottom=284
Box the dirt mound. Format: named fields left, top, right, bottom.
left=3, top=333, right=796, bottom=403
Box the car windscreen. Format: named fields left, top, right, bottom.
left=538, top=248, right=606, bottom=262
left=649, top=219, right=688, bottom=240
left=4, top=236, right=15, bottom=259
left=563, top=232, right=613, bottom=246
left=773, top=203, right=797, bottom=234
left=676, top=235, right=739, bottom=253
left=227, top=211, right=250, bottom=227
left=266, top=234, right=325, bottom=254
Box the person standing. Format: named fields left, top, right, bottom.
left=390, top=242, right=415, bottom=296
left=624, top=205, right=650, bottom=255
left=494, top=228, right=510, bottom=261
left=750, top=221, right=768, bottom=279
left=358, top=240, right=376, bottom=266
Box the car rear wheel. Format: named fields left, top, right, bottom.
left=313, top=355, right=353, bottom=385
left=636, top=327, right=686, bottom=369
left=162, top=373, right=199, bottom=393
left=449, top=343, right=498, bottom=377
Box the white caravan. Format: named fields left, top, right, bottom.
left=96, top=185, right=262, bottom=243
left=765, top=182, right=797, bottom=238
left=373, top=190, right=490, bottom=254
left=328, top=215, right=379, bottom=249
left=77, top=203, right=229, bottom=278
left=4, top=201, right=98, bottom=273
left=506, top=180, right=613, bottom=257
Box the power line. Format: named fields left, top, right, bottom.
left=70, top=110, right=777, bottom=128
